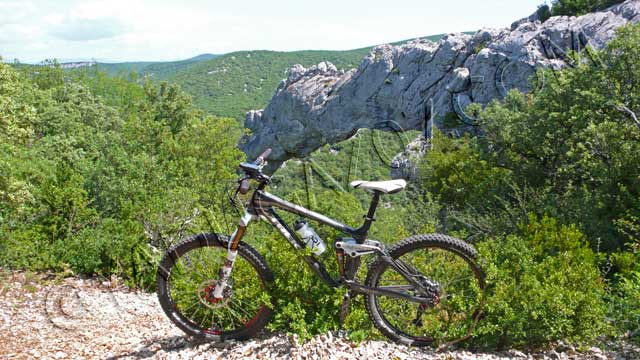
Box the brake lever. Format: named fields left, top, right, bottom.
left=238, top=176, right=250, bottom=195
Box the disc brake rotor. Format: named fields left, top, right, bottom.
left=197, top=280, right=232, bottom=309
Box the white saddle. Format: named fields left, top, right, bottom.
left=350, top=179, right=407, bottom=194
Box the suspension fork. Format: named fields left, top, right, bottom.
left=211, top=211, right=254, bottom=299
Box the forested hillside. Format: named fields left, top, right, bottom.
left=95, top=53, right=219, bottom=79
left=87, top=34, right=445, bottom=120
left=170, top=50, right=369, bottom=119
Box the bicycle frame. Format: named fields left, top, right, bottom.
left=214, top=182, right=433, bottom=304
left=250, top=189, right=380, bottom=288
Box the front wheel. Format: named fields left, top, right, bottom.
left=364, top=234, right=485, bottom=348
left=157, top=233, right=273, bottom=341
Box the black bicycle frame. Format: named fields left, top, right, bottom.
left=247, top=188, right=428, bottom=302
left=248, top=188, right=382, bottom=287
left=253, top=190, right=381, bottom=240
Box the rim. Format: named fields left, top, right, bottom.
left=166, top=245, right=269, bottom=336
left=372, top=246, right=484, bottom=345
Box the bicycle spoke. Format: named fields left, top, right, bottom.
left=367, top=238, right=484, bottom=346
left=162, top=242, right=269, bottom=336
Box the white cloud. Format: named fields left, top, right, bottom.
left=49, top=17, right=128, bottom=41
left=0, top=23, right=43, bottom=44
left=0, top=1, right=36, bottom=26
left=1, top=0, right=544, bottom=63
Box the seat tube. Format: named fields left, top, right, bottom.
left=212, top=211, right=253, bottom=298
left=356, top=191, right=381, bottom=241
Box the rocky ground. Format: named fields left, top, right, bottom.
left=0, top=271, right=637, bottom=360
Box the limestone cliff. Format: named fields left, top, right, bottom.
left=241, top=0, right=640, bottom=174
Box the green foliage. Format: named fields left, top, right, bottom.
left=550, top=0, right=624, bottom=16
left=609, top=269, right=640, bottom=341
left=0, top=61, right=37, bottom=144
left=475, top=216, right=609, bottom=347
left=92, top=54, right=219, bottom=79
left=418, top=24, right=640, bottom=345
left=0, top=61, right=242, bottom=284
left=243, top=190, right=374, bottom=340
left=442, top=112, right=465, bottom=128
left=536, top=4, right=552, bottom=22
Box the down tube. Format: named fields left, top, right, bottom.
left=262, top=209, right=339, bottom=288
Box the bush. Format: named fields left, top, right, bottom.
left=475, top=216, right=610, bottom=348
left=607, top=249, right=640, bottom=342
left=550, top=0, right=625, bottom=16
left=249, top=190, right=377, bottom=341
left=616, top=272, right=640, bottom=341
left=536, top=4, right=552, bottom=22
left=0, top=61, right=242, bottom=287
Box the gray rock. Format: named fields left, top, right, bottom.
left=390, top=136, right=429, bottom=180
left=241, top=0, right=640, bottom=174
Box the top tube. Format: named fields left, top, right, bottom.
left=252, top=190, right=357, bottom=235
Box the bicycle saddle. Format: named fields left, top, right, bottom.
left=350, top=179, right=407, bottom=194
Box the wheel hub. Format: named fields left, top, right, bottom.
left=415, top=275, right=441, bottom=306
left=197, top=280, right=232, bottom=308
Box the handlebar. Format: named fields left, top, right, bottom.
left=254, top=147, right=272, bottom=166
left=238, top=147, right=272, bottom=194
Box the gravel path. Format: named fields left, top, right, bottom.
left=0, top=271, right=637, bottom=359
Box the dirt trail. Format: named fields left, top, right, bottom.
left=0, top=271, right=635, bottom=359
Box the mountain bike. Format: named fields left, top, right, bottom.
left=156, top=148, right=486, bottom=348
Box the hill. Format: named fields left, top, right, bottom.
left=94, top=53, right=219, bottom=78
left=75, top=34, right=446, bottom=120
left=164, top=35, right=446, bottom=119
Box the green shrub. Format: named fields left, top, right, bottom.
left=536, top=4, right=552, bottom=22
left=615, top=272, right=640, bottom=342
left=475, top=216, right=610, bottom=348
left=0, top=61, right=241, bottom=286
left=250, top=190, right=376, bottom=341
left=607, top=250, right=640, bottom=343
left=551, top=0, right=624, bottom=16
left=442, top=112, right=464, bottom=128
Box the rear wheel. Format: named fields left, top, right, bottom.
left=364, top=234, right=485, bottom=348
left=157, top=233, right=273, bottom=341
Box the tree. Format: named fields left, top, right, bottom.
left=551, top=0, right=625, bottom=16
left=419, top=24, right=640, bottom=250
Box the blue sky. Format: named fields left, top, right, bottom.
left=0, top=0, right=545, bottom=63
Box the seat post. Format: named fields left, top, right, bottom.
left=366, top=191, right=381, bottom=220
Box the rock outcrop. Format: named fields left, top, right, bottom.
left=241, top=0, right=640, bottom=173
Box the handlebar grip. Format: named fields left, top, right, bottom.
left=254, top=147, right=272, bottom=165
left=239, top=179, right=250, bottom=194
